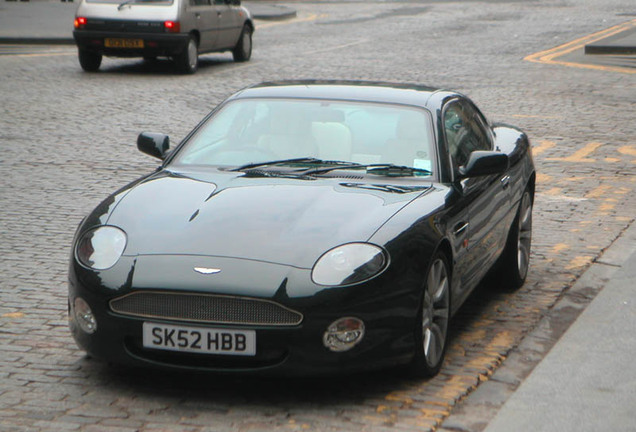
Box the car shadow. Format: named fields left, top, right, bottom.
left=71, top=268, right=525, bottom=407
left=95, top=54, right=237, bottom=75
left=78, top=356, right=418, bottom=404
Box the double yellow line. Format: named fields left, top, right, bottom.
left=525, top=19, right=636, bottom=74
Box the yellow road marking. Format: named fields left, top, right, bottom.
left=566, top=256, right=594, bottom=270
left=532, top=140, right=555, bottom=156
left=525, top=19, right=636, bottom=74
left=547, top=142, right=602, bottom=162
left=385, top=392, right=414, bottom=405
left=618, top=145, right=636, bottom=156
left=544, top=187, right=562, bottom=196
left=2, top=312, right=24, bottom=318
left=618, top=145, right=636, bottom=163
left=552, top=243, right=569, bottom=254
left=536, top=173, right=553, bottom=184
left=586, top=184, right=612, bottom=199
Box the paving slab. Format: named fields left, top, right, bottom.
left=482, top=222, right=636, bottom=432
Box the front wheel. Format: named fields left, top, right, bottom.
left=410, top=253, right=451, bottom=378
left=497, top=188, right=533, bottom=289
left=232, top=25, right=252, bottom=62
left=176, top=36, right=198, bottom=74
left=78, top=49, right=102, bottom=72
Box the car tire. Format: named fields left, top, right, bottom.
left=232, top=25, right=252, bottom=62
left=78, top=49, right=102, bottom=72
left=497, top=188, right=533, bottom=290
left=410, top=252, right=451, bottom=378
left=176, top=36, right=198, bottom=74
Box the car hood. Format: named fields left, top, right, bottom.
left=105, top=170, right=431, bottom=269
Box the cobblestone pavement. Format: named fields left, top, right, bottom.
left=1, top=0, right=635, bottom=431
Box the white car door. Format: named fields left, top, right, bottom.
left=185, top=0, right=219, bottom=51
left=212, top=0, right=243, bottom=49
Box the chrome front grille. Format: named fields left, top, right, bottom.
left=110, top=291, right=303, bottom=326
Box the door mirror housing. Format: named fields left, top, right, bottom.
left=458, top=151, right=509, bottom=178
left=137, top=132, right=169, bottom=160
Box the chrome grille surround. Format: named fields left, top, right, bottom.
left=109, top=291, right=303, bottom=327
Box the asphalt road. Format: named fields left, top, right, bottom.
left=1, top=0, right=635, bottom=431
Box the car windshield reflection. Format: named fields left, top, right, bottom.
left=170, top=98, right=436, bottom=177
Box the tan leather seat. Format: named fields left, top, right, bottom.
left=383, top=112, right=431, bottom=167
left=257, top=109, right=316, bottom=158
left=311, top=122, right=352, bottom=162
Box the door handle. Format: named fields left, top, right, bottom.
left=500, top=175, right=510, bottom=189
left=195, top=13, right=201, bottom=19
left=453, top=222, right=469, bottom=236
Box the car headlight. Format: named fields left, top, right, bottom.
left=312, top=243, right=387, bottom=286
left=75, top=226, right=127, bottom=270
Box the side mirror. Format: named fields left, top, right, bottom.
left=137, top=132, right=169, bottom=160
left=458, top=151, right=509, bottom=178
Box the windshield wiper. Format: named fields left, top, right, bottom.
left=231, top=157, right=352, bottom=172
left=117, top=0, right=134, bottom=10
left=365, top=164, right=432, bottom=177
left=304, top=163, right=431, bottom=177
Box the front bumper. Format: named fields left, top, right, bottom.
left=68, top=256, right=419, bottom=376
left=73, top=30, right=190, bottom=57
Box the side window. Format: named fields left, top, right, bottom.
left=443, top=100, right=491, bottom=176
left=191, top=0, right=211, bottom=6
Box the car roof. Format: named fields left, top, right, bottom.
left=228, top=80, right=456, bottom=109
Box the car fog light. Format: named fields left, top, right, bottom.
left=73, top=297, right=97, bottom=334
left=323, top=317, right=365, bottom=352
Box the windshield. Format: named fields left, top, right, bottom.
left=170, top=98, right=436, bottom=176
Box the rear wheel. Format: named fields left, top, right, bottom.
left=78, top=49, right=102, bottom=72
left=176, top=36, right=198, bottom=74
left=410, top=253, right=451, bottom=378
left=232, top=25, right=252, bottom=62
left=497, top=189, right=533, bottom=289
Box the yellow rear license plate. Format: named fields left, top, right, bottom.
left=104, top=38, right=144, bottom=48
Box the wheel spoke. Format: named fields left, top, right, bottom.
left=432, top=276, right=448, bottom=303
left=433, top=307, right=449, bottom=318
left=518, top=242, right=529, bottom=274
left=423, top=328, right=433, bottom=359
left=425, top=323, right=445, bottom=365
left=422, top=313, right=432, bottom=329
left=424, top=328, right=437, bottom=362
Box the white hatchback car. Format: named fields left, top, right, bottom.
left=73, top=0, right=253, bottom=73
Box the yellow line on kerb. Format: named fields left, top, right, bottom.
left=525, top=19, right=636, bottom=74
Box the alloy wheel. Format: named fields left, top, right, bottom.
left=421, top=258, right=450, bottom=368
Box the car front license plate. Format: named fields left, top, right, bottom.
left=105, top=38, right=144, bottom=48
left=142, top=322, right=256, bottom=356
